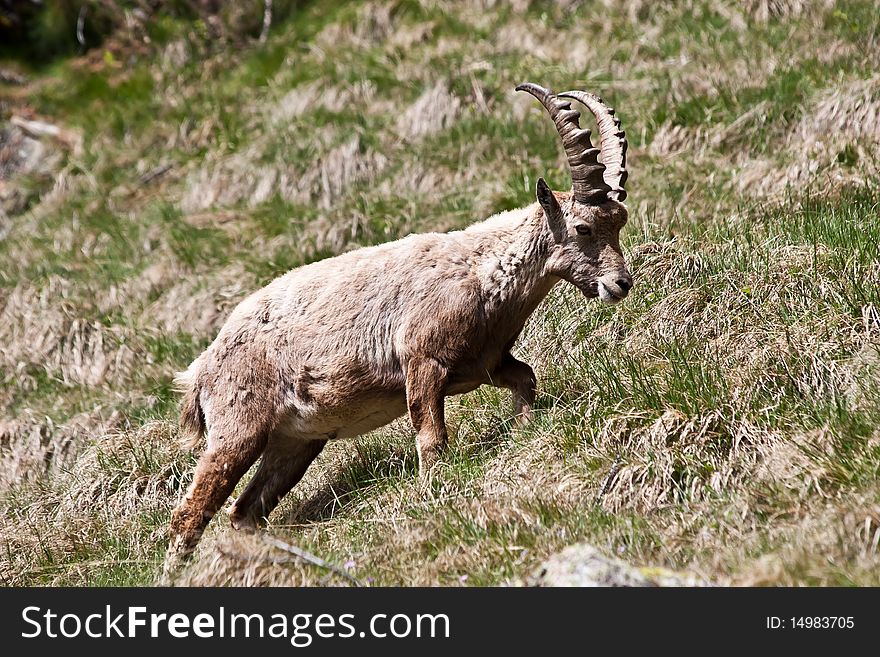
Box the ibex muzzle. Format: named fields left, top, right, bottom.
left=164, top=82, right=634, bottom=575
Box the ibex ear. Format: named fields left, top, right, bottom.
left=536, top=177, right=565, bottom=241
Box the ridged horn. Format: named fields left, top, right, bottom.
left=515, top=82, right=610, bottom=204
left=558, top=90, right=628, bottom=202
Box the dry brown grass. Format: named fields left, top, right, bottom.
left=271, top=80, right=395, bottom=125
left=0, top=421, right=188, bottom=585
left=180, top=147, right=303, bottom=213
left=737, top=75, right=880, bottom=198
left=396, top=80, right=462, bottom=139
left=0, top=408, right=121, bottom=491
left=146, top=263, right=253, bottom=338
left=596, top=410, right=784, bottom=512
left=180, top=131, right=388, bottom=213
left=745, top=0, right=834, bottom=22
left=0, top=280, right=141, bottom=389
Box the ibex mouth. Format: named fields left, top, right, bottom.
left=579, top=283, right=600, bottom=299
left=598, top=280, right=627, bottom=304
left=580, top=282, right=626, bottom=303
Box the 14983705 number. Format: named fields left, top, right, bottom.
left=766, top=616, right=855, bottom=629
left=791, top=617, right=853, bottom=629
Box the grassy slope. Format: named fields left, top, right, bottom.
left=1, top=0, right=879, bottom=586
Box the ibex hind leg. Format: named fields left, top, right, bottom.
left=228, top=437, right=328, bottom=530
left=164, top=429, right=268, bottom=577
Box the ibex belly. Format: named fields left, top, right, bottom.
left=331, top=395, right=409, bottom=439
left=273, top=350, right=499, bottom=443
left=277, top=385, right=408, bottom=442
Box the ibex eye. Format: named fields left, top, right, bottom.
left=575, top=225, right=592, bottom=236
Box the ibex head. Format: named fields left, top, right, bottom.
left=518, top=83, right=632, bottom=304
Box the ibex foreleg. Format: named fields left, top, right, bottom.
left=490, top=353, right=537, bottom=425
left=405, top=357, right=449, bottom=476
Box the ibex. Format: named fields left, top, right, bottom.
left=165, top=83, right=633, bottom=571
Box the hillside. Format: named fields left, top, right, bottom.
left=1, top=0, right=879, bottom=586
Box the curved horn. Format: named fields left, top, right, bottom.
left=515, top=82, right=610, bottom=204
left=558, top=90, right=628, bottom=202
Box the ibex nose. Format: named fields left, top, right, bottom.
left=597, top=271, right=633, bottom=304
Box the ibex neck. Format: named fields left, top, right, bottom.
left=467, top=204, right=559, bottom=318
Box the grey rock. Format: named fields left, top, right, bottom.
left=525, top=543, right=709, bottom=587
left=0, top=120, right=64, bottom=217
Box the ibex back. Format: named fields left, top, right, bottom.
left=165, top=82, right=634, bottom=573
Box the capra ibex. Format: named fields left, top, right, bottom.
left=165, top=82, right=633, bottom=571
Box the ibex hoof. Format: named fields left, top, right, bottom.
left=229, top=515, right=261, bottom=532
left=515, top=407, right=535, bottom=427
left=160, top=538, right=193, bottom=585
